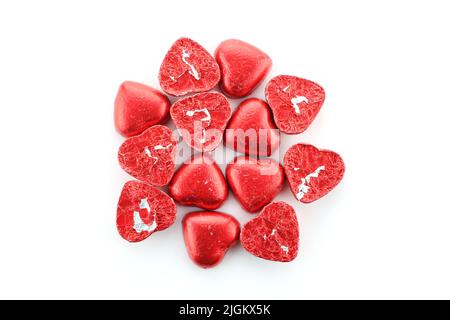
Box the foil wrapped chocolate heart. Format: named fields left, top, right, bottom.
left=284, top=143, right=345, bottom=203
left=241, top=202, right=299, bottom=262
left=159, top=37, right=220, bottom=96
left=226, top=156, right=285, bottom=213
left=117, top=181, right=177, bottom=242
left=183, top=211, right=240, bottom=268
left=215, top=39, right=272, bottom=98
left=118, top=125, right=177, bottom=186
left=265, top=75, right=325, bottom=134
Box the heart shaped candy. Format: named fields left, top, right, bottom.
left=171, top=92, right=231, bottom=152
left=226, top=157, right=285, bottom=213
left=265, top=75, right=325, bottom=134
left=114, top=81, right=170, bottom=137
left=169, top=154, right=228, bottom=210
left=215, top=39, right=272, bottom=98
left=117, top=180, right=177, bottom=243
left=183, top=211, right=240, bottom=268
left=225, top=98, right=280, bottom=156
left=284, top=143, right=345, bottom=203
left=241, top=201, right=299, bottom=262
left=159, top=37, right=220, bottom=96
left=118, top=125, right=177, bottom=186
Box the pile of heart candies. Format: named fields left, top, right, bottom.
left=115, top=38, right=345, bottom=268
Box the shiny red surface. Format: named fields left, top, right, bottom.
left=241, top=202, right=299, bottom=262
left=284, top=143, right=345, bottom=203
left=225, top=98, right=280, bottom=156
left=183, top=211, right=240, bottom=268
left=169, top=154, right=228, bottom=210
left=226, top=156, right=285, bottom=213
left=116, top=180, right=177, bottom=243
left=159, top=37, right=220, bottom=96
left=114, top=81, right=170, bottom=137
left=215, top=39, right=272, bottom=98
left=118, top=125, right=177, bottom=186
left=265, top=75, right=325, bottom=134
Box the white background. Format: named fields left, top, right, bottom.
left=1, top=0, right=449, bottom=300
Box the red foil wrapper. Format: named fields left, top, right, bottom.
left=114, top=81, right=170, bottom=137
left=171, top=92, right=231, bottom=152
left=265, top=75, right=325, bottom=134
left=118, top=125, right=177, bottom=186
left=169, top=154, right=228, bottom=210
left=241, top=202, right=299, bottom=262
left=159, top=37, right=220, bottom=96
left=183, top=211, right=240, bottom=268
left=284, top=143, right=345, bottom=203
left=226, top=156, right=285, bottom=213
left=215, top=39, right=272, bottom=98
left=117, top=180, right=177, bottom=242
left=225, top=98, right=280, bottom=156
